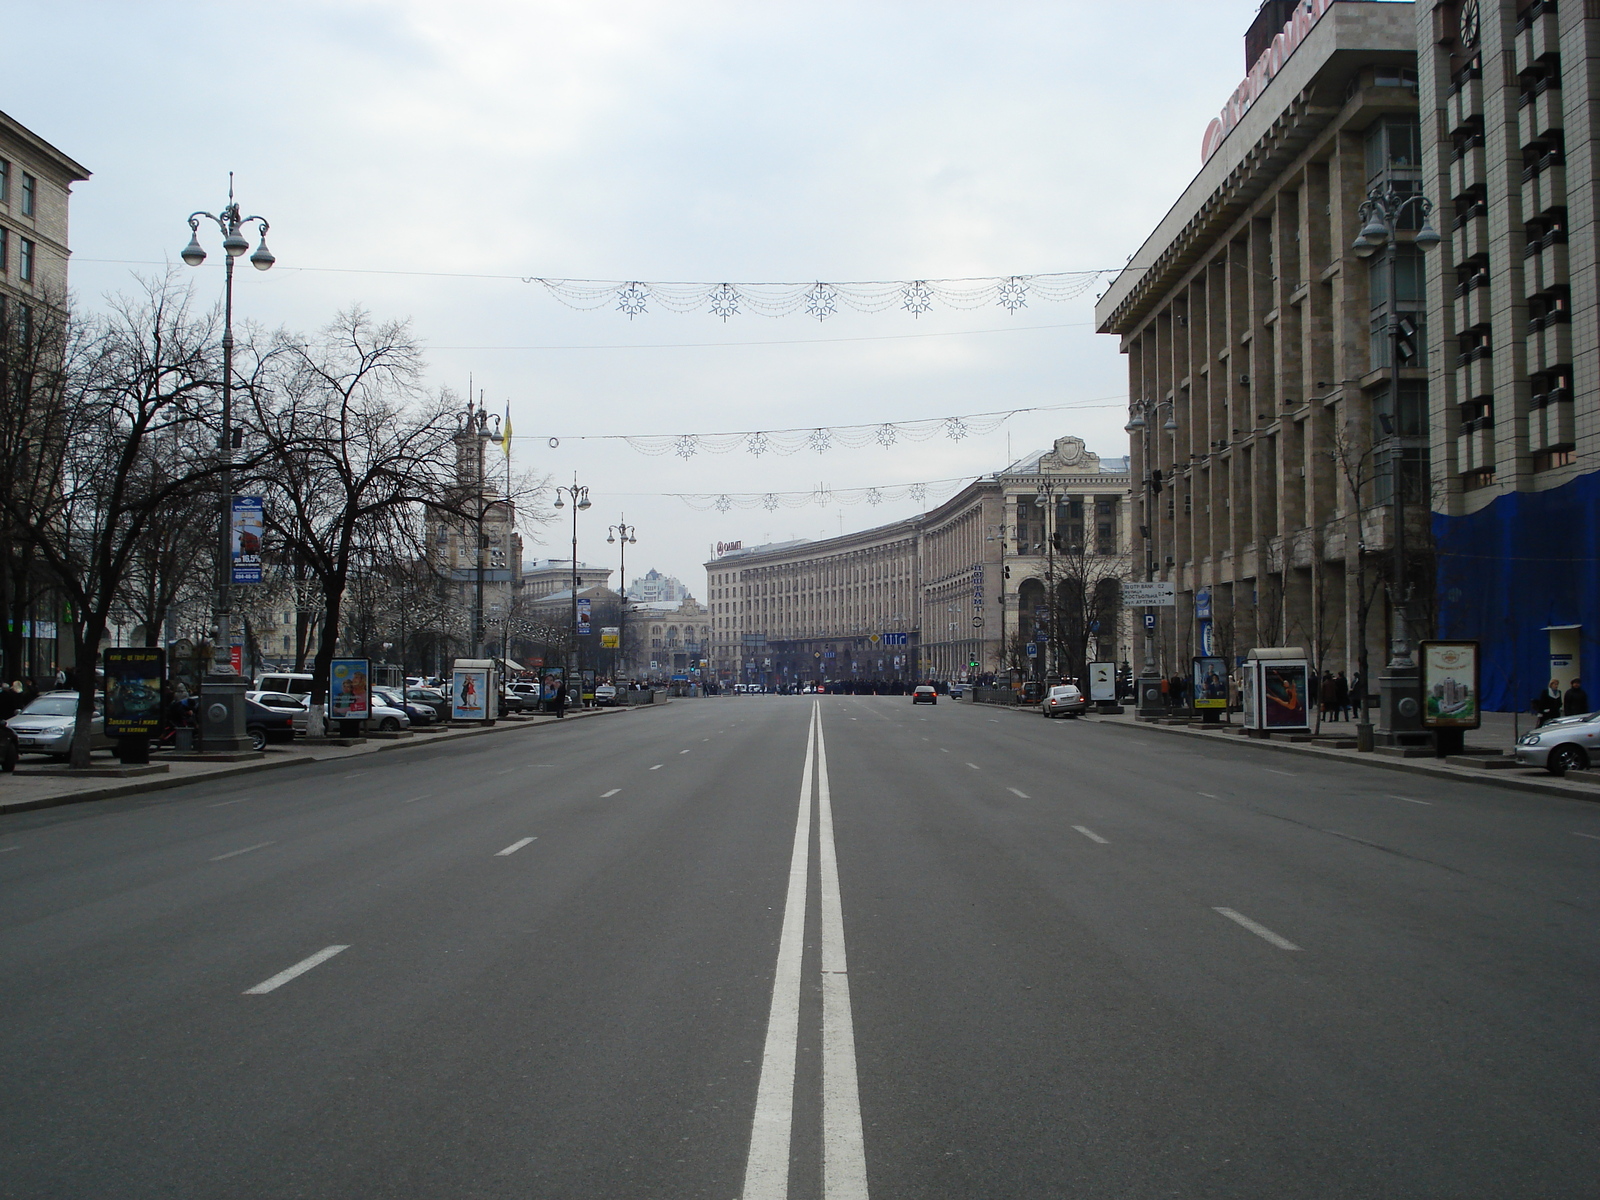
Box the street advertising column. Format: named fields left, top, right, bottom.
left=329, top=658, right=371, bottom=735
left=1088, top=661, right=1117, bottom=705
left=1192, top=655, right=1229, bottom=723
left=1244, top=647, right=1310, bottom=734
left=451, top=658, right=497, bottom=722
left=104, top=647, right=165, bottom=763
left=1420, top=640, right=1480, bottom=755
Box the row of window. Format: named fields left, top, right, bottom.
left=0, top=226, right=36, bottom=282
left=0, top=160, right=37, bottom=217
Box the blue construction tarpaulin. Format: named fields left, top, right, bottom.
left=1433, top=469, right=1599, bottom=712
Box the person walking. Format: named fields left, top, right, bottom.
left=1334, top=671, right=1350, bottom=721
left=1563, top=678, right=1590, bottom=717
left=554, top=678, right=568, bottom=719
left=1533, top=680, right=1563, bottom=726
left=1350, top=671, right=1364, bottom=722
left=1319, top=671, right=1335, bottom=721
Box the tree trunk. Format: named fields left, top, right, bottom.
left=68, top=613, right=105, bottom=769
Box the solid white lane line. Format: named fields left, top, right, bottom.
left=649, top=764, right=663, bottom=770
left=1072, top=825, right=1108, bottom=844
left=1213, top=907, right=1301, bottom=951
left=210, top=841, right=274, bottom=862
left=742, top=704, right=817, bottom=1200
left=1573, top=831, right=1600, bottom=841
left=1007, top=788, right=1029, bottom=799
left=495, top=837, right=537, bottom=856
left=1197, top=791, right=1219, bottom=798
left=601, top=788, right=621, bottom=798
left=1387, top=794, right=1433, bottom=805
left=243, top=945, right=350, bottom=994
left=1263, top=769, right=1297, bottom=777
left=939, top=748, right=949, bottom=753
left=814, top=708, right=869, bottom=1199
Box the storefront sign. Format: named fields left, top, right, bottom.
left=1201, top=0, right=1334, bottom=164
left=1420, top=640, right=1481, bottom=728
left=103, top=647, right=165, bottom=737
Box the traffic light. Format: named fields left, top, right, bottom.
left=1395, top=315, right=1418, bottom=363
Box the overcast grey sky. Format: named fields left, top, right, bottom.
left=15, top=0, right=1267, bottom=593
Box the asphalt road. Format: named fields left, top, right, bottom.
left=1, top=696, right=1596, bottom=1199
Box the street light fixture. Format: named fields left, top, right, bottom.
left=181, top=175, right=273, bottom=752
left=607, top=517, right=638, bottom=676
left=1126, top=396, right=1178, bottom=716
left=552, top=478, right=592, bottom=686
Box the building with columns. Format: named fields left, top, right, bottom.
left=704, top=436, right=1132, bottom=687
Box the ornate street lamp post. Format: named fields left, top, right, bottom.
left=1125, top=398, right=1177, bottom=716
left=607, top=517, right=637, bottom=677
left=551, top=478, right=592, bottom=688
left=181, top=176, right=274, bottom=752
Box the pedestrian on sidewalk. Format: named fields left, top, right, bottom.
left=1534, top=680, right=1563, bottom=726
left=554, top=679, right=568, bottom=719
left=1319, top=671, right=1335, bottom=721
left=1350, top=671, right=1364, bottom=722
left=1563, top=678, right=1590, bottom=716
left=1334, top=672, right=1350, bottom=720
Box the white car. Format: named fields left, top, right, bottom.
left=1042, top=684, right=1088, bottom=718
left=1516, top=710, right=1600, bottom=774
left=6, top=691, right=113, bottom=758
left=245, top=690, right=411, bottom=733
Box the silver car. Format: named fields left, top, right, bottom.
left=1516, top=711, right=1600, bottom=775
left=6, top=691, right=112, bottom=758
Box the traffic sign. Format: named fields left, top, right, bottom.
left=972, top=616, right=983, bottom=627
left=1143, top=613, right=1157, bottom=630
left=1124, top=580, right=1176, bottom=607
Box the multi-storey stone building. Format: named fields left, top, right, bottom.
left=1421, top=0, right=1599, bottom=707
left=704, top=436, right=1132, bottom=687
left=1097, top=0, right=1421, bottom=685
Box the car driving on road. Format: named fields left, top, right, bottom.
left=912, top=685, right=937, bottom=705
left=1042, top=684, right=1088, bottom=718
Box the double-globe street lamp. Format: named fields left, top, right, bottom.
left=607, top=517, right=637, bottom=678
left=181, top=178, right=274, bottom=751
left=1351, top=182, right=1440, bottom=744
left=551, top=478, right=591, bottom=687
left=1125, top=398, right=1177, bottom=716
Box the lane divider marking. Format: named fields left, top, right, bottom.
left=1263, top=769, right=1297, bottom=777
left=1072, top=826, right=1108, bottom=844
left=1386, top=795, right=1433, bottom=805
left=1573, top=831, right=1600, bottom=841
left=1197, top=791, right=1219, bottom=798
left=1007, top=788, right=1029, bottom=799
left=495, top=837, right=537, bottom=856
left=601, top=788, right=621, bottom=798
left=966, top=762, right=981, bottom=770
left=1213, top=907, right=1301, bottom=951
left=244, top=945, right=349, bottom=994
left=210, top=841, right=275, bottom=862
left=649, top=764, right=663, bottom=771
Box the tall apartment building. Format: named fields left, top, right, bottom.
left=1096, top=1, right=1421, bottom=686
left=1420, top=0, right=1599, bottom=707
left=704, top=436, right=1131, bottom=686
left=0, top=110, right=90, bottom=683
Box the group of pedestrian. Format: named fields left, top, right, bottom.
left=1532, top=678, right=1590, bottom=725
left=0, top=678, right=38, bottom=721
left=1317, top=670, right=1356, bottom=721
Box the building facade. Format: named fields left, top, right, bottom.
left=627, top=569, right=689, bottom=604
left=704, top=436, right=1132, bottom=687
left=1419, top=0, right=1600, bottom=707
left=1097, top=0, right=1422, bottom=687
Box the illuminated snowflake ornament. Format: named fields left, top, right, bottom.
left=807, top=427, right=833, bottom=454
left=875, top=424, right=898, bottom=447
left=865, top=488, right=883, bottom=506
left=674, top=435, right=700, bottom=459
left=616, top=282, right=649, bottom=318
left=762, top=493, right=781, bottom=511
left=714, top=494, right=733, bottom=513
left=997, top=277, right=1028, bottom=313
left=909, top=483, right=928, bottom=504
left=745, top=431, right=770, bottom=457
left=804, top=284, right=838, bottom=322
left=944, top=417, right=969, bottom=441
left=708, top=284, right=740, bottom=321
left=901, top=280, right=934, bottom=317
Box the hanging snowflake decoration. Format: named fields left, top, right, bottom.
left=901, top=280, right=935, bottom=317
left=745, top=431, right=770, bottom=456
left=997, top=277, right=1028, bottom=313
left=814, top=488, right=833, bottom=507
left=762, top=493, right=781, bottom=511
left=804, top=283, right=838, bottom=322
left=807, top=427, right=833, bottom=454
left=714, top=494, right=733, bottom=512
left=708, top=284, right=741, bottom=321
left=616, top=282, right=649, bottom=318
left=909, top=483, right=928, bottom=504
left=944, top=417, right=969, bottom=441
left=674, top=435, right=700, bottom=459
left=864, top=488, right=883, bottom=506
left=875, top=423, right=898, bottom=447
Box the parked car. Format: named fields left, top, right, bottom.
left=0, top=722, right=18, bottom=772
left=243, top=696, right=297, bottom=749
left=498, top=689, right=526, bottom=714
left=407, top=686, right=449, bottom=709
left=247, top=690, right=312, bottom=734
left=373, top=686, right=436, bottom=726
left=912, top=685, right=938, bottom=705
left=5, top=691, right=113, bottom=759
left=1516, top=710, right=1600, bottom=774
left=1042, top=684, right=1088, bottom=718
left=255, top=672, right=315, bottom=696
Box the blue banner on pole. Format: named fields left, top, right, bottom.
left=230, top=496, right=264, bottom=584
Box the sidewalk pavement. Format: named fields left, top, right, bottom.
left=987, top=699, right=1600, bottom=804
left=0, top=705, right=634, bottom=818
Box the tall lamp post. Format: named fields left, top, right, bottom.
left=1125, top=397, right=1177, bottom=717
left=181, top=177, right=274, bottom=752
left=607, top=516, right=637, bottom=677
left=1351, top=182, right=1440, bottom=745
left=984, top=520, right=1016, bottom=683
left=551, top=478, right=591, bottom=686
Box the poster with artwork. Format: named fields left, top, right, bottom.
left=453, top=667, right=488, bottom=720
left=1263, top=663, right=1309, bottom=729
left=1421, top=640, right=1481, bottom=728
left=103, top=647, right=165, bottom=737
left=230, top=496, right=265, bottom=584
left=1088, top=662, right=1117, bottom=703
left=1192, top=656, right=1229, bottom=709
left=329, top=659, right=371, bottom=721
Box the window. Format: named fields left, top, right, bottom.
left=1365, top=116, right=1421, bottom=181
left=1462, top=467, right=1497, bottom=491
left=1533, top=446, right=1575, bottom=471
left=0, top=159, right=8, bottom=204
left=0, top=226, right=6, bottom=273
left=18, top=238, right=33, bottom=282
left=20, top=173, right=35, bottom=218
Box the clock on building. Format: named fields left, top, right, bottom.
left=1460, top=0, right=1480, bottom=49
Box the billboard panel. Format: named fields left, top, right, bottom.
left=103, top=647, right=165, bottom=737
left=1421, top=640, right=1481, bottom=728
left=1192, top=656, right=1229, bottom=709
left=329, top=658, right=371, bottom=721
left=230, top=496, right=264, bottom=584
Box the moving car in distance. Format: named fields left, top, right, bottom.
left=1042, top=684, right=1087, bottom=718
left=1516, top=709, right=1600, bottom=775
left=912, top=685, right=938, bottom=705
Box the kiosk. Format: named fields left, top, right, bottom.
left=1242, top=647, right=1311, bottom=737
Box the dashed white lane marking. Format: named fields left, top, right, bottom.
left=0, top=845, right=20, bottom=853
left=1197, top=791, right=1219, bottom=798
left=601, top=788, right=621, bottom=798
left=649, top=764, right=663, bottom=770
left=342, top=771, right=369, bottom=779
left=1213, top=907, right=1301, bottom=951
left=1007, top=788, right=1029, bottom=799
left=208, top=799, right=246, bottom=808
left=939, top=748, right=950, bottom=753
left=1263, top=769, right=1297, bottom=777
left=1387, top=794, right=1433, bottom=805
left=966, top=762, right=981, bottom=770
left=680, top=749, right=691, bottom=754
left=1573, top=831, right=1600, bottom=841
left=495, top=837, right=537, bottom=856
left=1072, top=825, right=1108, bottom=844
left=495, top=767, right=516, bottom=776
left=243, top=945, right=350, bottom=994
left=402, top=794, right=427, bottom=804
left=210, top=841, right=274, bottom=862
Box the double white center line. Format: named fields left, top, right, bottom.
left=743, top=702, right=869, bottom=1199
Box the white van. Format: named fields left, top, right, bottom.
left=256, top=672, right=315, bottom=696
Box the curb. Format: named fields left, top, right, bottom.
left=0, top=704, right=636, bottom=818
